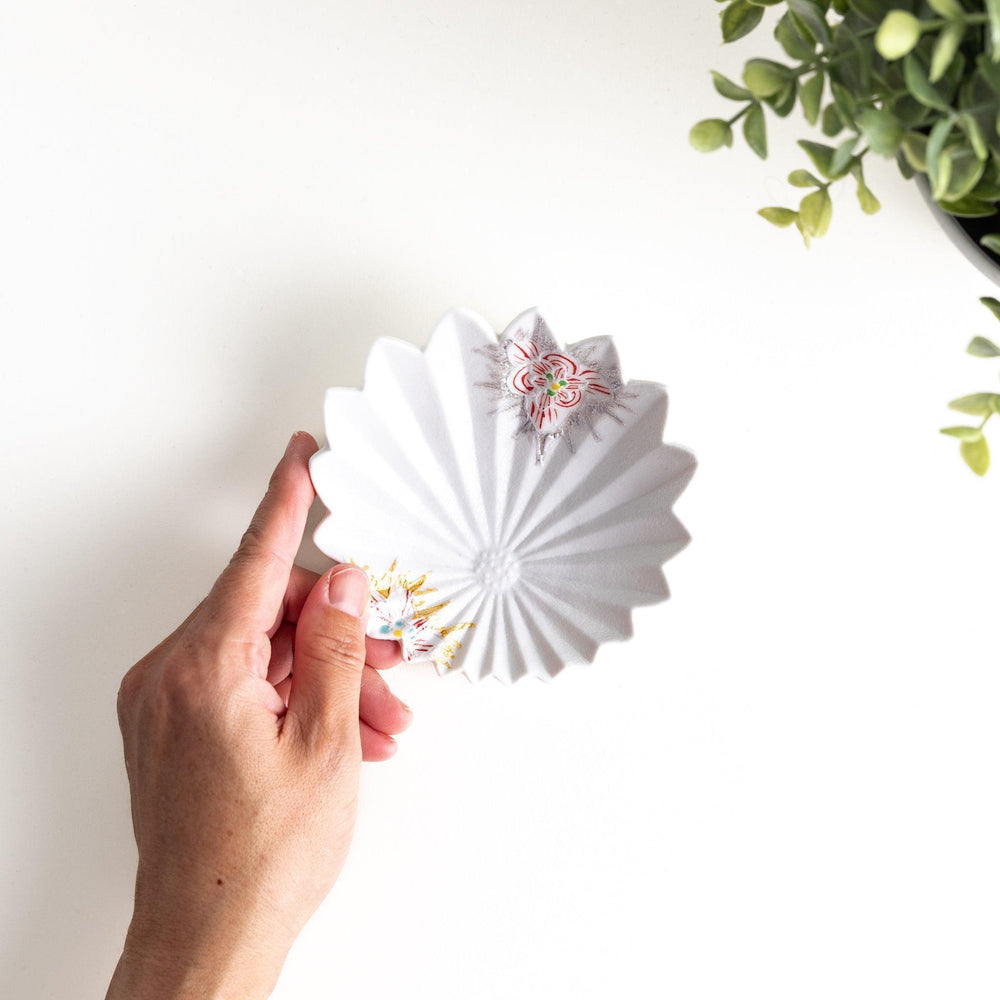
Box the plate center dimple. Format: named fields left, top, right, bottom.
left=473, top=547, right=520, bottom=593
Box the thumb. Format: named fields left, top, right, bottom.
left=287, top=564, right=371, bottom=739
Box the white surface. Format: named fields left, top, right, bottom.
left=1, top=2, right=998, bottom=997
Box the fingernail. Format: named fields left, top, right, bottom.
left=327, top=565, right=370, bottom=618
left=285, top=431, right=302, bottom=452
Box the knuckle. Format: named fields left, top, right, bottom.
left=314, top=728, right=361, bottom=780
left=116, top=621, right=235, bottom=741
left=155, top=643, right=220, bottom=721
left=230, top=522, right=290, bottom=575
left=233, top=523, right=264, bottom=562
left=312, top=626, right=366, bottom=669
left=177, top=612, right=235, bottom=665
left=116, top=664, right=142, bottom=728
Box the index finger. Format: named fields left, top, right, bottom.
left=209, top=431, right=319, bottom=633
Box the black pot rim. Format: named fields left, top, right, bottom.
left=916, top=174, right=1000, bottom=289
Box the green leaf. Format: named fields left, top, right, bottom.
left=942, top=45, right=966, bottom=88
left=758, top=206, right=799, bottom=227
left=970, top=170, right=1000, bottom=202
left=795, top=215, right=812, bottom=247
left=799, top=73, right=824, bottom=125
left=904, top=55, right=952, bottom=112
left=743, top=103, right=768, bottom=158
left=933, top=150, right=954, bottom=200
left=901, top=131, right=928, bottom=172
left=822, top=103, right=845, bottom=137
left=891, top=93, right=930, bottom=128
left=847, top=0, right=885, bottom=22
left=859, top=107, right=904, bottom=156
left=981, top=233, right=1000, bottom=254
left=799, top=187, right=833, bottom=236
left=831, top=135, right=860, bottom=175
left=980, top=296, right=1000, bottom=322
left=968, top=336, right=1000, bottom=357
left=775, top=11, right=815, bottom=61
left=787, top=0, right=830, bottom=47
left=927, top=119, right=954, bottom=171
left=765, top=81, right=798, bottom=117
left=986, top=0, right=1000, bottom=62
left=859, top=188, right=882, bottom=214
left=836, top=24, right=873, bottom=93
left=941, top=145, right=986, bottom=201
left=788, top=168, right=823, bottom=187
left=926, top=117, right=955, bottom=197
left=940, top=195, right=998, bottom=217
left=711, top=71, right=753, bottom=101
left=941, top=426, right=985, bottom=440
left=927, top=0, right=965, bottom=16
left=960, top=113, right=989, bottom=161
left=689, top=118, right=734, bottom=152
left=944, top=145, right=986, bottom=200
left=875, top=10, right=922, bottom=61
left=948, top=392, right=1000, bottom=416
left=961, top=435, right=991, bottom=475
left=830, top=81, right=859, bottom=120
left=743, top=59, right=793, bottom=99
left=722, top=0, right=765, bottom=43
left=977, top=51, right=1000, bottom=95
left=931, top=22, right=965, bottom=83
left=799, top=139, right=854, bottom=179
left=852, top=162, right=882, bottom=214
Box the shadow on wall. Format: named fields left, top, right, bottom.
left=1, top=277, right=442, bottom=997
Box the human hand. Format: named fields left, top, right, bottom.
left=107, top=432, right=412, bottom=1000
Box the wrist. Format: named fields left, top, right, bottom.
left=106, top=914, right=284, bottom=1000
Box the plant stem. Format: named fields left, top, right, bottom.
left=791, top=14, right=992, bottom=80
left=727, top=104, right=753, bottom=126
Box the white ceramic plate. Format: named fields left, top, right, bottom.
left=309, top=307, right=695, bottom=683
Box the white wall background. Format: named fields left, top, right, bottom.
left=2, top=2, right=998, bottom=997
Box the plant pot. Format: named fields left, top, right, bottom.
left=916, top=174, right=1000, bottom=288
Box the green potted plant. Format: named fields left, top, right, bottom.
left=690, top=0, right=1000, bottom=271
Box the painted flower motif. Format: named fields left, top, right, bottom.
left=365, top=562, right=472, bottom=670
left=479, top=310, right=628, bottom=461
left=504, top=340, right=612, bottom=434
